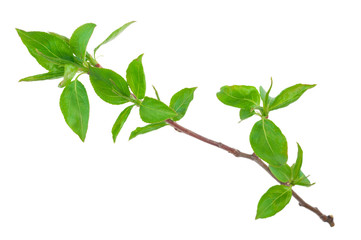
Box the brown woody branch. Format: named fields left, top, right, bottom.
left=165, top=119, right=335, bottom=227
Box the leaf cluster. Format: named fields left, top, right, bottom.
left=16, top=22, right=197, bottom=142
left=217, top=78, right=315, bottom=219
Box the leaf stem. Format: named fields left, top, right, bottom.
left=165, top=119, right=335, bottom=227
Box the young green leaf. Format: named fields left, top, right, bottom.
left=293, top=170, right=313, bottom=187
left=70, top=23, right=96, bottom=62
left=129, top=122, right=167, bottom=140
left=292, top=143, right=303, bottom=181
left=250, top=119, right=288, bottom=166
left=239, top=108, right=255, bottom=120
left=19, top=70, right=64, bottom=82
left=126, top=54, right=146, bottom=99
left=169, top=87, right=197, bottom=121
left=112, top=105, right=134, bottom=142
left=59, top=80, right=89, bottom=142
left=16, top=29, right=74, bottom=71
left=256, top=185, right=292, bottom=219
left=89, top=67, right=130, bottom=105
left=58, top=64, right=78, bottom=88
left=94, top=21, right=136, bottom=55
left=139, top=97, right=177, bottom=123
left=217, top=85, right=260, bottom=109
left=269, top=164, right=292, bottom=183
left=152, top=85, right=161, bottom=100
left=269, top=84, right=316, bottom=111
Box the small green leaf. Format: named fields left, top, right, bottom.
left=139, top=97, right=177, bottom=123
left=126, top=54, right=146, bottom=99
left=256, top=185, right=292, bottom=219
left=293, top=171, right=313, bottom=187
left=70, top=23, right=96, bottom=62
left=169, top=87, right=197, bottom=121
left=217, top=85, right=260, bottom=109
left=89, top=67, right=130, bottom=105
left=269, top=84, right=316, bottom=111
left=152, top=85, right=161, bottom=101
left=239, top=108, right=255, bottom=120
left=129, top=122, right=167, bottom=140
left=16, top=29, right=74, bottom=71
left=94, top=21, right=135, bottom=55
left=60, top=80, right=89, bottom=142
left=112, top=105, right=134, bottom=142
left=269, top=164, right=292, bottom=183
left=292, top=143, right=303, bottom=181
left=19, top=70, right=64, bottom=82
left=259, top=86, right=267, bottom=103
left=250, top=119, right=288, bottom=166
left=58, top=64, right=78, bottom=88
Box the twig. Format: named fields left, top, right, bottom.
left=165, top=119, right=335, bottom=227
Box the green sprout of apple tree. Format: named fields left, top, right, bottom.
left=16, top=22, right=334, bottom=227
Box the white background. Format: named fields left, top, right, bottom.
left=1, top=0, right=360, bottom=239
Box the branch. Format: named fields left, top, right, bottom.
left=165, top=119, right=335, bottom=227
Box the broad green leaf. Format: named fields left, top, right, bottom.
left=129, top=122, right=167, bottom=140
left=269, top=84, right=316, bottom=111
left=89, top=67, right=130, bottom=105
left=217, top=85, right=260, bottom=109
left=239, top=108, right=255, bottom=120
left=169, top=87, right=197, bottom=121
left=34, top=49, right=81, bottom=67
left=60, top=80, right=89, bottom=142
left=16, top=29, right=74, bottom=71
left=112, top=105, right=134, bottom=142
left=70, top=23, right=96, bottom=62
left=58, top=64, right=78, bottom=88
left=139, top=97, right=177, bottom=123
left=293, top=168, right=312, bottom=187
left=269, top=164, right=292, bottom=183
left=250, top=119, right=288, bottom=166
left=292, top=143, right=303, bottom=180
left=19, top=70, right=64, bottom=82
left=256, top=185, right=292, bottom=219
left=126, top=54, right=146, bottom=99
left=94, top=21, right=136, bottom=55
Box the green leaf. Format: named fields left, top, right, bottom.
left=259, top=86, right=267, bottom=103
left=250, top=119, right=288, bottom=166
left=239, top=108, right=255, bottom=120
left=70, top=23, right=96, bottom=62
left=129, top=122, right=167, bottom=140
left=16, top=29, right=74, bottom=71
left=292, top=143, right=303, bottom=180
left=58, top=64, right=78, bottom=88
left=269, top=164, right=292, bottom=183
left=112, top=105, right=134, bottom=142
left=152, top=85, right=161, bottom=100
left=293, top=170, right=313, bottom=187
left=34, top=49, right=81, bottom=67
left=89, top=67, right=130, bottom=105
left=139, top=97, right=177, bottom=123
left=269, top=84, right=316, bottom=111
left=59, top=80, right=89, bottom=142
left=217, top=85, right=260, bottom=109
left=126, top=54, right=146, bottom=99
left=19, top=70, right=64, bottom=82
left=94, top=21, right=135, bottom=55
left=169, top=87, right=197, bottom=121
left=256, top=185, right=292, bottom=219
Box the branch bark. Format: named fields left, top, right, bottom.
left=165, top=119, right=335, bottom=227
